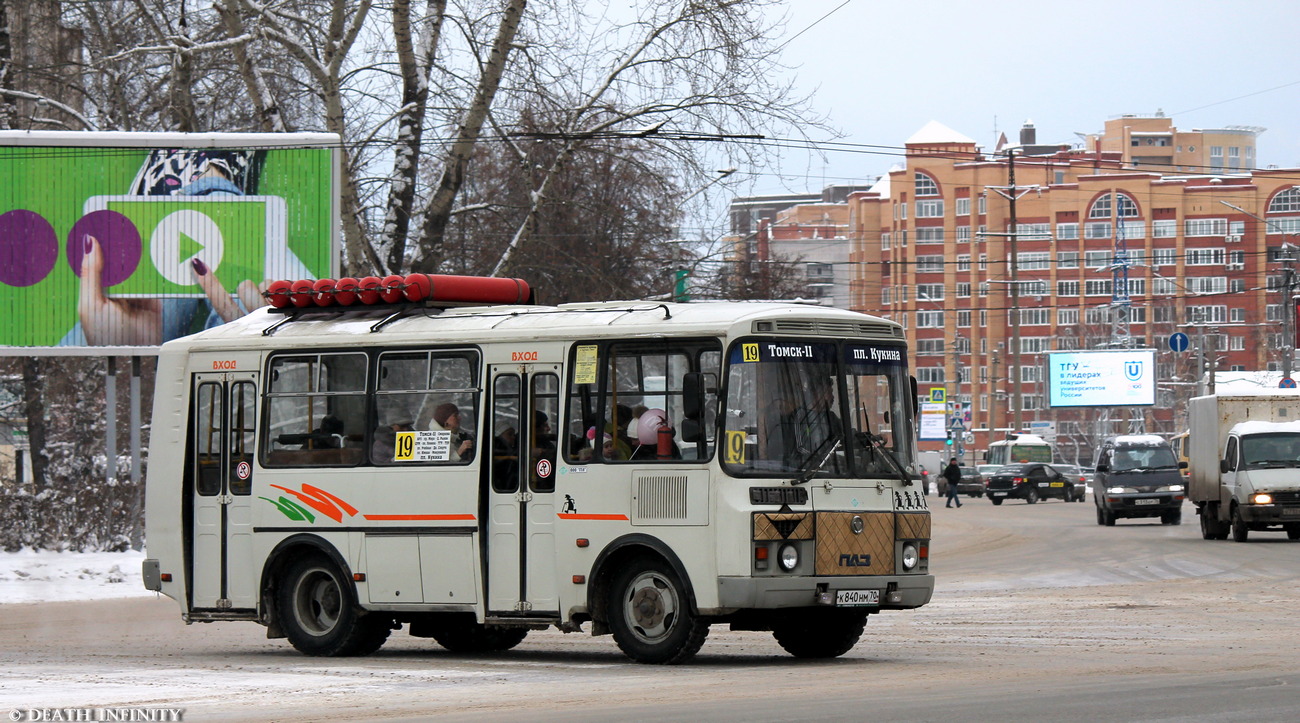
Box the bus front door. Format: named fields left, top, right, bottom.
left=190, top=373, right=258, bottom=612
left=485, top=364, right=561, bottom=616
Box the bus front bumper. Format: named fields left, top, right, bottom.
left=712, top=574, right=934, bottom=613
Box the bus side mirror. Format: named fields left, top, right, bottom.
left=683, top=372, right=705, bottom=420
left=910, top=376, right=918, bottom=418
left=680, top=418, right=702, bottom=443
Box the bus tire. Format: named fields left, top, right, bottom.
left=772, top=608, right=867, bottom=659
left=431, top=625, right=528, bottom=653
left=278, top=555, right=390, bottom=657
left=607, top=557, right=708, bottom=664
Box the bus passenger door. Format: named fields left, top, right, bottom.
left=485, top=364, right=561, bottom=615
left=190, top=373, right=259, bottom=611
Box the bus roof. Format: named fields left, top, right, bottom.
left=163, top=299, right=903, bottom=353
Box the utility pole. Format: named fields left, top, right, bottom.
left=986, top=150, right=1035, bottom=434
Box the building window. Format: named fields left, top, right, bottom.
left=916, top=367, right=945, bottom=383
left=916, top=310, right=945, bottom=328
left=1085, top=250, right=1111, bottom=269
left=1057, top=251, right=1079, bottom=269
left=1186, top=277, right=1227, bottom=295
left=1058, top=308, right=1079, bottom=325
left=1056, top=222, right=1079, bottom=240
left=881, top=232, right=891, bottom=250
left=957, top=225, right=971, bottom=242
left=1020, top=223, right=1051, bottom=240
left=978, top=254, right=988, bottom=271
left=1085, top=307, right=1109, bottom=325
left=1185, top=218, right=1228, bottom=237
left=1085, top=222, right=1112, bottom=239
left=957, top=254, right=971, bottom=271
left=1018, top=308, right=1050, bottom=325
left=1186, top=248, right=1226, bottom=266
left=1017, top=252, right=1051, bottom=271
left=1089, top=193, right=1112, bottom=219
left=978, top=195, right=987, bottom=215
left=916, top=339, right=947, bottom=355
left=917, top=283, right=944, bottom=301
left=916, top=226, right=945, bottom=243
left=916, top=199, right=944, bottom=218
left=1230, top=279, right=1245, bottom=293
left=916, top=255, right=944, bottom=273
left=1085, top=279, right=1112, bottom=296
left=1121, top=221, right=1146, bottom=239
left=1153, top=248, right=1176, bottom=267
left=1152, top=219, right=1177, bottom=238
left=979, top=309, right=987, bottom=327
left=956, top=282, right=971, bottom=298
left=1230, top=336, right=1245, bottom=351
left=958, top=310, right=971, bottom=327
left=979, top=282, right=989, bottom=297
left=915, top=172, right=939, bottom=196
left=1057, top=280, right=1079, bottom=297
left=956, top=197, right=971, bottom=216
left=882, top=288, right=892, bottom=305
left=1230, top=308, right=1246, bottom=322
left=1187, top=305, right=1227, bottom=324
left=1267, top=188, right=1300, bottom=214
left=1153, top=278, right=1178, bottom=295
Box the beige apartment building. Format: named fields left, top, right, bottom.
left=846, top=116, right=1296, bottom=460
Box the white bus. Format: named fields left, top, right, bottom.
left=142, top=275, right=933, bottom=664
left=985, top=434, right=1054, bottom=467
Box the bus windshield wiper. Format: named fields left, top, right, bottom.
left=792, top=437, right=841, bottom=486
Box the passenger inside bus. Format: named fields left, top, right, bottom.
left=431, top=403, right=475, bottom=462
left=371, top=412, right=414, bottom=464
left=767, top=375, right=842, bottom=471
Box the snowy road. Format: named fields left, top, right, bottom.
left=3, top=500, right=1299, bottom=721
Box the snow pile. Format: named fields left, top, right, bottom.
left=0, top=549, right=152, bottom=604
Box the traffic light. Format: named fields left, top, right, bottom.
left=673, top=269, right=691, bottom=302
left=945, top=431, right=953, bottom=446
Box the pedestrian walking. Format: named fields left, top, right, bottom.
left=943, top=457, right=963, bottom=508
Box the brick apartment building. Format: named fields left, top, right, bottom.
left=843, top=114, right=1299, bottom=460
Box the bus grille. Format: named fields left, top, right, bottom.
left=635, top=475, right=689, bottom=519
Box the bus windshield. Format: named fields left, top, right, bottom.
left=722, top=339, right=913, bottom=479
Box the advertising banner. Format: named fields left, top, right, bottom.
left=0, top=132, right=339, bottom=351
left=1046, top=349, right=1157, bottom=408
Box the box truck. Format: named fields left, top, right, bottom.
left=1187, top=393, right=1300, bottom=541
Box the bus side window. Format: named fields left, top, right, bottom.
left=264, top=353, right=367, bottom=467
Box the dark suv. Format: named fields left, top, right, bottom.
left=985, top=463, right=1078, bottom=505
left=1092, top=435, right=1186, bottom=526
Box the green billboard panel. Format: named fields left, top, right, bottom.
left=0, top=132, right=339, bottom=350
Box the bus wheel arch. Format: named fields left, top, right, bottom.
left=587, top=535, right=696, bottom=636
left=588, top=535, right=708, bottom=664
left=261, top=535, right=391, bottom=656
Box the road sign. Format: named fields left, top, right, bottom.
left=948, top=417, right=965, bottom=431
left=1169, top=332, right=1190, bottom=352
left=930, top=388, right=946, bottom=403
left=1281, top=377, right=1297, bottom=389
left=963, top=432, right=975, bottom=444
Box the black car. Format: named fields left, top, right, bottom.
left=956, top=466, right=985, bottom=497
left=985, top=463, right=1079, bottom=505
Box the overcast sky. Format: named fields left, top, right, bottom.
left=731, top=0, right=1300, bottom=201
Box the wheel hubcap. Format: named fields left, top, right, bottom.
left=294, top=568, right=342, bottom=636
left=625, top=572, right=677, bottom=642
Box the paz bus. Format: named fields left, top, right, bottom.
left=985, top=433, right=1054, bottom=467
left=142, top=274, right=933, bottom=664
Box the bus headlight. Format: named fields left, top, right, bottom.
left=901, top=542, right=919, bottom=571
left=777, top=543, right=799, bottom=572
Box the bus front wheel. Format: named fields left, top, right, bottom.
left=607, top=557, right=708, bottom=664
left=278, top=554, right=390, bottom=657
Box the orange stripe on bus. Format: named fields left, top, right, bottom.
left=557, top=513, right=629, bottom=521
left=362, top=514, right=477, bottom=521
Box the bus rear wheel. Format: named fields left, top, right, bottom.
left=431, top=625, right=528, bottom=653
left=278, top=555, right=390, bottom=657
left=773, top=608, right=868, bottom=659
left=607, top=557, right=708, bottom=664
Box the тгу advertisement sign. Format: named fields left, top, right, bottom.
left=1047, top=349, right=1157, bottom=408
left=0, top=131, right=339, bottom=351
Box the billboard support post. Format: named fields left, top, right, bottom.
left=106, top=358, right=117, bottom=485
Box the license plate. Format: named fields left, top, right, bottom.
left=1134, top=498, right=1159, bottom=505
left=992, top=491, right=1007, bottom=497
left=1050, top=482, right=1063, bottom=487
left=1282, top=507, right=1300, bottom=517
left=836, top=589, right=880, bottom=607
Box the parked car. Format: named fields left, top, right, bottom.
left=956, top=466, right=985, bottom=497
left=985, top=462, right=1080, bottom=505
left=1053, top=465, right=1090, bottom=502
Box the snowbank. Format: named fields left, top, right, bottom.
left=0, top=549, right=151, bottom=604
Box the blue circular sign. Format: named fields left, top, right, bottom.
left=1280, top=377, right=1296, bottom=389
left=1169, top=332, right=1190, bottom=352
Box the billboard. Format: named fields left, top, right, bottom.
left=1047, top=349, right=1157, bottom=408
left=0, top=132, right=339, bottom=350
